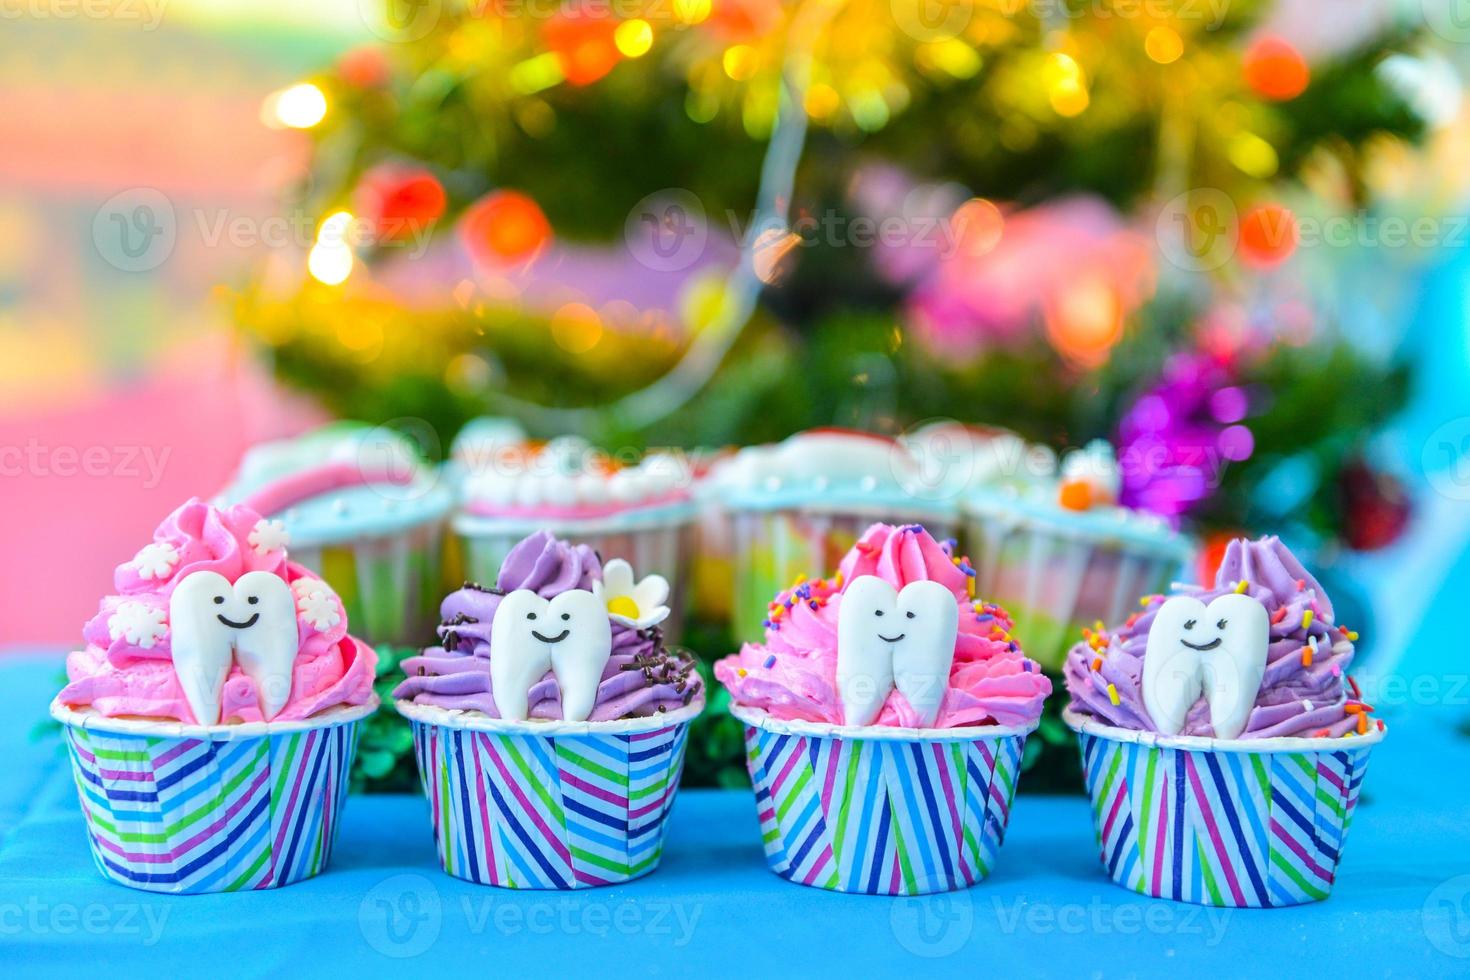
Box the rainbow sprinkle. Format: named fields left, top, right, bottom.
left=763, top=655, right=776, bottom=669
left=1107, top=683, right=1120, bottom=706
left=1302, top=609, right=1315, bottom=629
left=1234, top=579, right=1249, bottom=594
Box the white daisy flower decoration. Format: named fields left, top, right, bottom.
left=293, top=578, right=342, bottom=631
left=130, top=541, right=179, bottom=580
left=592, top=559, right=671, bottom=630
left=248, top=518, right=291, bottom=556
left=107, top=601, right=168, bottom=649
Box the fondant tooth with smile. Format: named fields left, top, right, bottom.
left=836, top=575, right=959, bottom=727
left=489, top=588, right=612, bottom=722
left=169, top=570, right=299, bottom=725
left=1142, top=593, right=1269, bottom=739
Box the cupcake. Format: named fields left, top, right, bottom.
left=222, top=422, right=452, bottom=646
left=716, top=523, right=1052, bottom=895
left=451, top=434, right=695, bottom=640
left=394, top=530, right=704, bottom=889
left=720, top=429, right=959, bottom=644
left=52, top=498, right=378, bottom=894
left=961, top=437, right=1193, bottom=670
left=1062, top=535, right=1384, bottom=908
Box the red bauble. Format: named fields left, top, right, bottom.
left=338, top=46, right=390, bottom=88
left=1340, top=459, right=1411, bottom=551
left=542, top=12, right=620, bottom=87
left=1195, top=530, right=1241, bottom=586
left=1238, top=203, right=1297, bottom=268
left=356, top=166, right=447, bottom=245
left=460, top=190, right=552, bottom=265
left=1243, top=36, right=1310, bottom=101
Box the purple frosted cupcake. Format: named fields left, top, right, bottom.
left=1062, top=535, right=1384, bottom=908
left=394, top=531, right=703, bottom=889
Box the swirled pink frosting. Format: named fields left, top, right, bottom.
left=58, top=498, right=378, bottom=725
left=715, top=523, right=1052, bottom=728
left=1063, top=536, right=1365, bottom=739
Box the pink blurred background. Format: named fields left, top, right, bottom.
left=0, top=10, right=362, bottom=645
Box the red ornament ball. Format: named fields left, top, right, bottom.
left=1238, top=203, right=1298, bottom=268
left=460, top=190, right=552, bottom=265
left=356, top=166, right=447, bottom=245
left=1243, top=36, right=1310, bottom=101
left=542, top=12, right=621, bottom=87
left=337, top=46, right=390, bottom=88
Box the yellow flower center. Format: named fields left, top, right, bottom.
left=607, top=596, right=641, bottom=619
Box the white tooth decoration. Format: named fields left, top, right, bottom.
left=891, top=580, right=960, bottom=728
left=1142, top=593, right=1269, bottom=740
left=547, top=590, right=614, bottom=723
left=229, top=571, right=301, bottom=720
left=836, top=577, right=898, bottom=727
left=489, top=588, right=613, bottom=723
left=837, top=576, right=960, bottom=727
left=489, top=590, right=554, bottom=722
left=168, top=572, right=236, bottom=726
left=169, top=570, right=300, bottom=725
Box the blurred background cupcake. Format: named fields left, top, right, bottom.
left=395, top=530, right=704, bottom=889
left=220, top=421, right=452, bottom=647
left=1062, top=535, right=1382, bottom=907
left=961, top=436, right=1193, bottom=671
left=720, top=429, right=958, bottom=644
left=53, top=499, right=377, bottom=893
left=716, top=523, right=1051, bottom=895
left=450, top=434, right=696, bottom=640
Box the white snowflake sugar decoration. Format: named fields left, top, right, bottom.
left=293, top=578, right=342, bottom=631
left=130, top=541, right=179, bottom=580
left=108, top=601, right=168, bottom=649
left=248, top=518, right=291, bottom=556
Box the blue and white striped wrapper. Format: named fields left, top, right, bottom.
left=1066, top=708, right=1384, bottom=907
left=733, top=705, right=1035, bottom=896
left=52, top=699, right=374, bottom=895
left=398, top=698, right=702, bottom=889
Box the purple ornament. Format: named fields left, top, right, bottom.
left=1116, top=353, right=1252, bottom=523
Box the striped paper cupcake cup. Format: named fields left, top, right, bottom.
left=51, top=699, right=374, bottom=895
left=290, top=520, right=445, bottom=647
left=732, top=705, right=1035, bottom=896
left=729, top=509, right=959, bottom=645
left=451, top=512, right=695, bottom=641
left=1065, top=708, right=1384, bottom=908
left=397, top=697, right=703, bottom=889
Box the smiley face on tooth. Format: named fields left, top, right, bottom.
left=1141, top=593, right=1269, bottom=740
left=168, top=570, right=299, bottom=725
left=836, top=576, right=959, bottom=727
left=490, top=589, right=612, bottom=723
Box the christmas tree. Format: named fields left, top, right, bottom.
left=237, top=0, right=1429, bottom=789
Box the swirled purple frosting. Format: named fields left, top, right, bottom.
left=1064, top=536, right=1363, bottom=739
left=394, top=530, right=701, bottom=721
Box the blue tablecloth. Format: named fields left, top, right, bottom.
left=3, top=651, right=1468, bottom=978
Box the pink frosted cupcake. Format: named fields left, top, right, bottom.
left=716, top=523, right=1051, bottom=895
left=53, top=498, right=378, bottom=893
